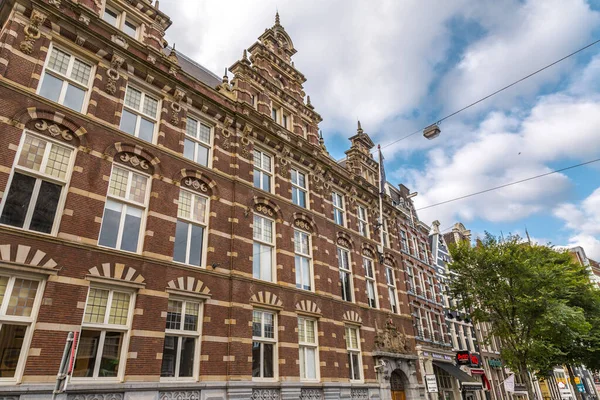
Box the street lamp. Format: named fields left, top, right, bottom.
left=423, top=123, right=441, bottom=140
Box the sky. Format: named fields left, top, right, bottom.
left=159, top=0, right=600, bottom=260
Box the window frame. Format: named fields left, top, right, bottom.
left=345, top=325, right=363, bottom=383
left=0, top=273, right=45, bottom=383
left=252, top=214, right=276, bottom=282
left=102, top=3, right=140, bottom=39
left=97, top=163, right=151, bottom=254
left=357, top=205, right=369, bottom=238
left=183, top=114, right=213, bottom=168
left=400, top=230, right=409, bottom=252
left=337, top=246, right=354, bottom=302
left=0, top=131, right=76, bottom=236
left=160, top=297, right=204, bottom=381
left=37, top=44, right=95, bottom=113
left=252, top=309, right=278, bottom=381
left=294, top=229, right=314, bottom=292
left=73, top=285, right=136, bottom=381
left=252, top=148, right=273, bottom=193
left=173, top=188, right=210, bottom=268
left=291, top=167, right=309, bottom=209
left=298, top=317, right=319, bottom=382
left=332, top=191, right=346, bottom=226
left=362, top=256, right=378, bottom=309
left=382, top=219, right=390, bottom=248
left=385, top=266, right=399, bottom=314
left=120, top=84, right=161, bottom=144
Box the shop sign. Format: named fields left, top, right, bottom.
left=488, top=359, right=502, bottom=368
left=432, top=353, right=444, bottom=359
left=574, top=377, right=585, bottom=393
left=469, top=353, right=481, bottom=368
left=514, top=384, right=527, bottom=393
left=426, top=375, right=439, bottom=393
left=456, top=351, right=470, bottom=365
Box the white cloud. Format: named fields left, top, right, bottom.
left=554, top=188, right=600, bottom=259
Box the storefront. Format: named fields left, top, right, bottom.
left=434, top=360, right=484, bottom=400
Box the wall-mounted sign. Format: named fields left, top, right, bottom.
left=456, top=351, right=470, bottom=365
left=488, top=359, right=503, bottom=368
left=426, top=375, right=439, bottom=393
left=469, top=353, right=481, bottom=368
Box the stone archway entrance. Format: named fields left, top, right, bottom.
left=391, top=369, right=409, bottom=400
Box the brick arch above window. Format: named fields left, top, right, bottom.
left=342, top=310, right=363, bottom=325
left=250, top=291, right=283, bottom=310
left=295, top=299, right=321, bottom=316
left=0, top=244, right=59, bottom=271
left=175, top=169, right=219, bottom=200
left=383, top=253, right=398, bottom=269
left=249, top=196, right=283, bottom=222
left=167, top=276, right=211, bottom=298
left=88, top=262, right=145, bottom=285
left=291, top=212, right=318, bottom=235
left=12, top=108, right=88, bottom=147
left=104, top=142, right=161, bottom=176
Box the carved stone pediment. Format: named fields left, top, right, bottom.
left=374, top=318, right=409, bottom=354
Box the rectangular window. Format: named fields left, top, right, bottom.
left=400, top=230, right=408, bottom=252
left=363, top=257, right=377, bottom=308
left=294, top=230, right=312, bottom=291
left=385, top=266, right=398, bottom=313
left=73, top=287, right=132, bottom=379
left=39, top=46, right=92, bottom=112
left=120, top=86, right=159, bottom=143
left=411, top=236, right=419, bottom=257
left=298, top=317, right=318, bottom=381
left=345, top=326, right=362, bottom=381
left=253, top=149, right=272, bottom=192
left=291, top=169, right=308, bottom=208
left=382, top=219, right=390, bottom=248
left=0, top=275, right=43, bottom=380
left=252, top=310, right=276, bottom=379
left=253, top=215, right=274, bottom=282
left=0, top=133, right=74, bottom=234
left=282, top=113, right=288, bottom=129
left=271, top=107, right=278, bottom=122
left=357, top=205, right=369, bottom=238
left=183, top=117, right=212, bottom=167
left=332, top=191, right=345, bottom=226
left=161, top=299, right=201, bottom=379
left=173, top=190, right=208, bottom=267
left=98, top=165, right=149, bottom=253
left=337, top=247, right=353, bottom=302
left=103, top=6, right=138, bottom=38
left=406, top=265, right=415, bottom=293
left=419, top=242, right=428, bottom=262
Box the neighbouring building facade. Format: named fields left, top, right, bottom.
left=0, top=0, right=458, bottom=399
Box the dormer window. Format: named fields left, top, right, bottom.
left=103, top=5, right=139, bottom=39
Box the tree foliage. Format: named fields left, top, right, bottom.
left=448, top=233, right=600, bottom=390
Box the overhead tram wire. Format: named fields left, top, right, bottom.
left=374, top=37, right=600, bottom=152
left=416, top=157, right=600, bottom=211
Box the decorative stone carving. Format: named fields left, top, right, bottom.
left=294, top=218, right=311, bottom=232
left=119, top=153, right=149, bottom=170
left=68, top=394, right=123, bottom=400
left=277, top=146, right=291, bottom=178
left=34, top=120, right=73, bottom=141
left=111, top=34, right=129, bottom=49
left=336, top=236, right=351, bottom=249
left=350, top=389, right=369, bottom=399
left=240, top=124, right=252, bottom=159
left=159, top=391, right=200, bottom=400
left=300, top=388, right=323, bottom=400
left=251, top=389, right=280, bottom=400
left=183, top=177, right=208, bottom=193
left=78, top=14, right=90, bottom=25
left=362, top=247, right=374, bottom=258
left=20, top=9, right=46, bottom=55
left=75, top=34, right=86, bottom=46
left=48, top=0, right=61, bottom=7
left=105, top=54, right=124, bottom=95
left=374, top=318, right=409, bottom=354
left=147, top=54, right=157, bottom=64
left=170, top=88, right=186, bottom=126
left=255, top=203, right=275, bottom=217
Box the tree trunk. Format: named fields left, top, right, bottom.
left=566, top=364, right=583, bottom=400
left=520, top=363, right=537, bottom=400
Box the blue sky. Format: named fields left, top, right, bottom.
left=161, top=0, right=600, bottom=259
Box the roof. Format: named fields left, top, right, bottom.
left=590, top=259, right=600, bottom=275
left=163, top=47, right=222, bottom=88
left=443, top=232, right=457, bottom=246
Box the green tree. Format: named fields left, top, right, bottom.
left=448, top=233, right=600, bottom=399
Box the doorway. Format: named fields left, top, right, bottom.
left=391, top=369, right=408, bottom=400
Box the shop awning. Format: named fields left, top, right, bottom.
left=433, top=361, right=484, bottom=389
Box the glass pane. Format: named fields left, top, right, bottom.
left=262, top=154, right=271, bottom=172
left=263, top=313, right=274, bottom=338
left=123, top=20, right=137, bottom=37
left=47, top=48, right=70, bottom=74
left=173, top=220, right=189, bottom=264
left=179, top=337, right=195, bottom=377
left=108, top=167, right=129, bottom=199
left=298, top=318, right=306, bottom=342
left=119, top=109, right=137, bottom=136
left=297, top=172, right=305, bottom=188
left=0, top=324, right=27, bottom=378
left=184, top=302, right=199, bottom=331
left=252, top=242, right=261, bottom=279
left=297, top=190, right=306, bottom=207
left=160, top=335, right=178, bottom=377
left=253, top=215, right=262, bottom=241
left=29, top=180, right=61, bottom=234
left=138, top=118, right=155, bottom=143
left=253, top=150, right=261, bottom=168
left=305, top=320, right=315, bottom=344
left=73, top=329, right=100, bottom=377
left=196, top=145, right=209, bottom=167
left=128, top=173, right=147, bottom=203
left=0, top=276, right=8, bottom=303
left=63, top=84, right=85, bottom=112
left=253, top=169, right=261, bottom=189
left=178, top=191, right=192, bottom=219
left=45, top=143, right=71, bottom=179
left=142, top=95, right=158, bottom=117
left=299, top=346, right=305, bottom=379
left=198, top=124, right=211, bottom=143
left=39, top=73, right=63, bottom=103
left=351, top=353, right=360, bottom=380
left=108, top=292, right=130, bottom=325
left=124, top=86, right=142, bottom=109
left=84, top=288, right=109, bottom=323
left=305, top=348, right=316, bottom=379
left=263, top=343, right=274, bottom=378
left=186, top=118, right=198, bottom=138
left=251, top=341, right=261, bottom=377
left=70, top=58, right=91, bottom=85
left=192, top=195, right=207, bottom=224
left=166, top=300, right=182, bottom=330
left=262, top=173, right=270, bottom=192
left=98, top=200, right=122, bottom=248
left=120, top=206, right=142, bottom=252
left=6, top=278, right=39, bottom=316
left=18, top=135, right=47, bottom=171
left=103, top=8, right=119, bottom=26
left=188, top=224, right=204, bottom=267
left=252, top=311, right=262, bottom=337
left=0, top=173, right=35, bottom=228
left=260, top=244, right=272, bottom=282
left=99, top=331, right=122, bottom=377
left=183, top=139, right=195, bottom=161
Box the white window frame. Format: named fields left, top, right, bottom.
left=298, top=317, right=319, bottom=382
left=385, top=266, right=399, bottom=314
left=183, top=115, right=213, bottom=168
left=400, top=230, right=409, bottom=252
left=0, top=131, right=76, bottom=236
left=120, top=85, right=160, bottom=143
left=252, top=309, right=278, bottom=381
left=160, top=297, right=203, bottom=382
left=332, top=191, right=346, bottom=226
left=411, top=236, right=419, bottom=257
left=173, top=189, right=210, bottom=267
left=357, top=205, right=369, bottom=238
left=337, top=246, right=353, bottom=302
left=406, top=265, right=416, bottom=293
left=362, top=257, right=378, bottom=309
left=382, top=219, right=390, bottom=248
left=345, top=325, right=363, bottom=382
left=98, top=164, right=150, bottom=254
left=37, top=44, right=95, bottom=113
left=102, top=3, right=140, bottom=39
left=73, top=285, right=135, bottom=381
left=294, top=229, right=313, bottom=291
left=291, top=167, right=309, bottom=209
left=253, top=214, right=276, bottom=282
left=253, top=148, right=273, bottom=193
left=0, top=273, right=45, bottom=384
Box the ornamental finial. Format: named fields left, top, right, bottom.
left=275, top=10, right=280, bottom=26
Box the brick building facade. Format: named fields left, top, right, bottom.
left=0, top=1, right=449, bottom=399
